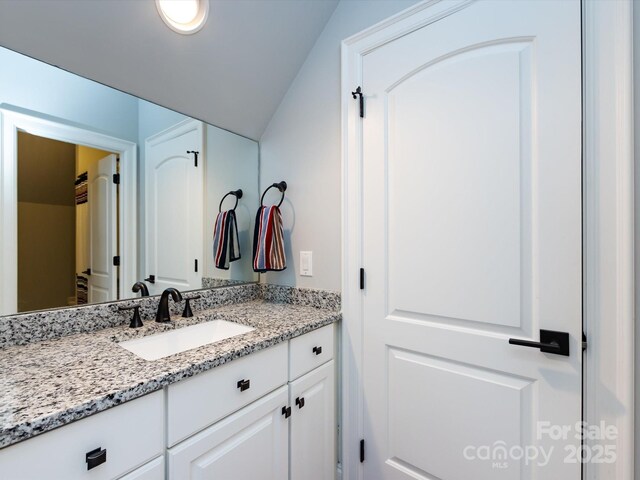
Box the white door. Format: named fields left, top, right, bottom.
left=360, top=1, right=582, bottom=479
left=87, top=153, right=117, bottom=303
left=289, top=361, right=336, bottom=480
left=145, top=120, right=203, bottom=295
left=167, top=386, right=289, bottom=480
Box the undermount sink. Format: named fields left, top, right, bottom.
left=119, top=320, right=254, bottom=361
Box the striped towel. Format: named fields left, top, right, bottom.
left=252, top=205, right=286, bottom=272
left=75, top=172, right=87, bottom=205
left=76, top=275, right=88, bottom=305
left=212, top=210, right=240, bottom=269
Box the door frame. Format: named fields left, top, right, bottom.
left=0, top=105, right=138, bottom=314
left=340, top=1, right=635, bottom=480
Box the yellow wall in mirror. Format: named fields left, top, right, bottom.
left=17, top=132, right=76, bottom=312
left=75, top=145, right=113, bottom=176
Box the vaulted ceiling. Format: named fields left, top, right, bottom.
left=0, top=0, right=339, bottom=140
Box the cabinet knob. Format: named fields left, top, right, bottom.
left=86, top=447, right=107, bottom=470
left=312, top=346, right=323, bottom=355
left=237, top=379, right=250, bottom=392
left=295, top=396, right=305, bottom=409
left=281, top=406, right=291, bottom=418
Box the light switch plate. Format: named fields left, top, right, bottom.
left=300, top=251, right=313, bottom=276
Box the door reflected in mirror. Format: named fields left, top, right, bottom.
left=1, top=45, right=260, bottom=315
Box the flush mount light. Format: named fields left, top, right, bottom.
left=156, top=0, right=209, bottom=35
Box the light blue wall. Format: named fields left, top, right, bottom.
left=138, top=99, right=188, bottom=141
left=0, top=46, right=138, bottom=142
left=204, top=125, right=259, bottom=283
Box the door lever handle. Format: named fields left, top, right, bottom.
left=509, top=329, right=570, bottom=356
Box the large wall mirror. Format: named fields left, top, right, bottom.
left=0, top=46, right=259, bottom=315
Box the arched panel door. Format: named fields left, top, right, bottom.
left=145, top=120, right=203, bottom=295
left=360, top=2, right=582, bottom=479
left=87, top=153, right=117, bottom=303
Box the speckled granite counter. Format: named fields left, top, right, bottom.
left=0, top=296, right=340, bottom=449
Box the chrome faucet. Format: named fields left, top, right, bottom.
left=156, top=288, right=183, bottom=323
left=131, top=281, right=149, bottom=297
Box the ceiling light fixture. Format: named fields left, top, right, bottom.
left=156, top=0, right=209, bottom=35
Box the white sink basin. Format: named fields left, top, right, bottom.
left=119, top=320, right=254, bottom=361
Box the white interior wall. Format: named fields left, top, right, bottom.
left=204, top=127, right=259, bottom=283
left=634, top=4, right=639, bottom=478
left=258, top=0, right=419, bottom=291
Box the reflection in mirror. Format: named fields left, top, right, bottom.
left=0, top=46, right=259, bottom=315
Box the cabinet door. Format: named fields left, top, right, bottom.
left=119, top=456, right=164, bottom=480
left=0, top=391, right=163, bottom=480
left=168, top=386, right=289, bottom=480
left=289, top=360, right=336, bottom=480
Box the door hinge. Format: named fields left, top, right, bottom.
left=113, top=256, right=120, bottom=266
left=194, top=259, right=198, bottom=272
left=359, top=268, right=365, bottom=290
left=112, top=173, right=120, bottom=184
left=187, top=150, right=199, bottom=167
left=351, top=86, right=364, bottom=118
left=582, top=332, right=588, bottom=351
left=360, top=439, right=365, bottom=463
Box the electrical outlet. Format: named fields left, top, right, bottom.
left=300, top=251, right=313, bottom=276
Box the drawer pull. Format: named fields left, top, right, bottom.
left=312, top=346, right=323, bottom=355
left=295, top=396, right=305, bottom=409
left=86, top=447, right=107, bottom=470
left=282, top=406, right=292, bottom=418
left=237, top=379, right=250, bottom=392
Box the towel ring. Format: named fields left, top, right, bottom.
left=219, top=189, right=243, bottom=212
left=260, top=181, right=287, bottom=207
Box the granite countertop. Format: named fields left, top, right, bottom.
left=0, top=300, right=340, bottom=449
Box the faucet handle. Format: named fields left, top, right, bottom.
left=119, top=305, right=143, bottom=328
left=182, top=295, right=202, bottom=318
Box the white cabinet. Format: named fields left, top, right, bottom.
left=167, top=327, right=336, bottom=480
left=0, top=392, right=163, bottom=480
left=167, top=386, right=289, bottom=480
left=118, top=457, right=164, bottom=480
left=167, top=342, right=288, bottom=447
left=0, top=326, right=337, bottom=480
left=289, top=324, right=334, bottom=380
left=289, top=360, right=336, bottom=480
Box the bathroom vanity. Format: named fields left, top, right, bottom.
left=0, top=285, right=339, bottom=480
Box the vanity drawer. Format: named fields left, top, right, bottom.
left=118, top=456, right=164, bottom=480
left=167, top=342, right=288, bottom=447
left=289, top=324, right=334, bottom=380
left=0, top=391, right=163, bottom=480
